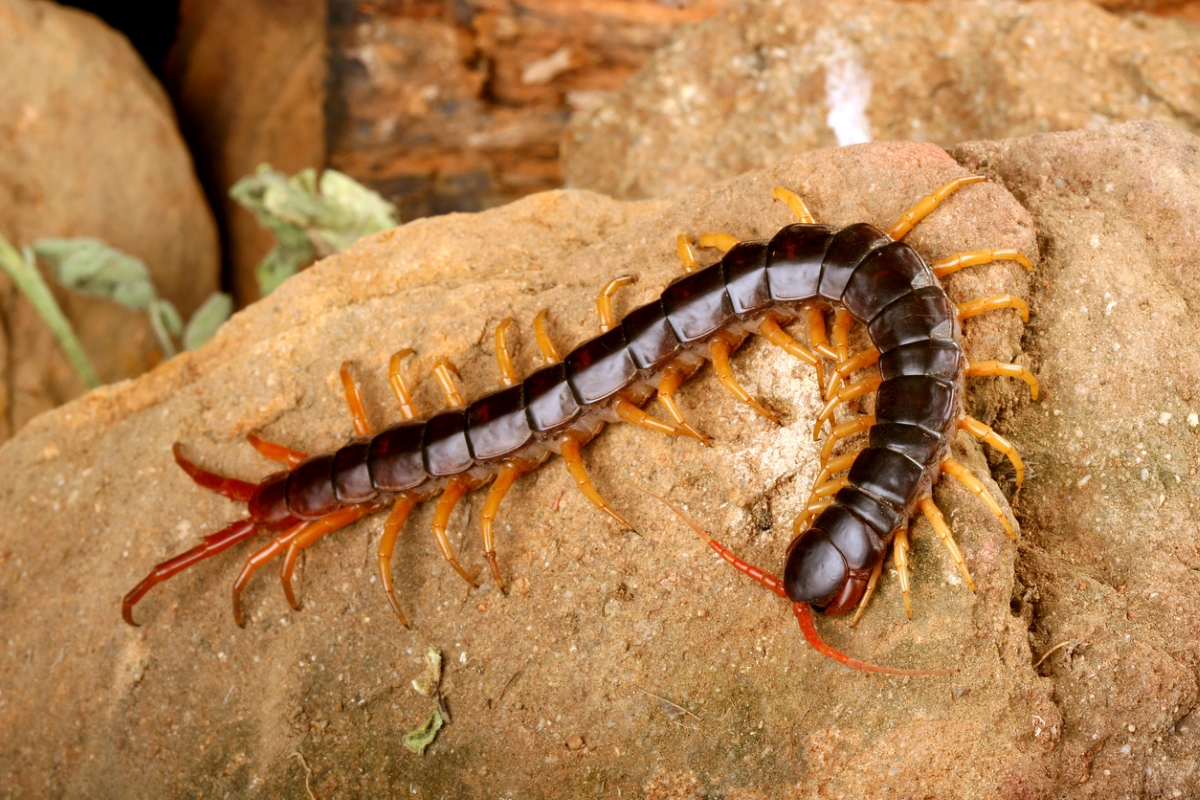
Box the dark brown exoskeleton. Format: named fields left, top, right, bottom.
left=124, top=176, right=1037, bottom=675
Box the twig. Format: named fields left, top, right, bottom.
left=631, top=684, right=703, bottom=722
left=1033, top=639, right=1083, bottom=669
left=289, top=751, right=317, bottom=800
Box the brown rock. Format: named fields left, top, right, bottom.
left=564, top=0, right=1200, bottom=200
left=0, top=0, right=220, bottom=438
left=952, top=119, right=1200, bottom=800
left=0, top=139, right=1055, bottom=796
left=165, top=0, right=327, bottom=304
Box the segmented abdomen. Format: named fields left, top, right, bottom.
left=254, top=220, right=964, bottom=616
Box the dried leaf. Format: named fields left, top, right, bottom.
left=402, top=710, right=443, bottom=755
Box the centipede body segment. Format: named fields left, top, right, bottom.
left=124, top=175, right=1037, bottom=674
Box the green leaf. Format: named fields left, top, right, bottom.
left=402, top=710, right=443, bottom=755
left=183, top=292, right=233, bottom=350
left=311, top=169, right=398, bottom=253
left=32, top=238, right=156, bottom=311
left=0, top=234, right=99, bottom=388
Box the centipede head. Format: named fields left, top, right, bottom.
left=782, top=528, right=848, bottom=609
left=247, top=472, right=294, bottom=526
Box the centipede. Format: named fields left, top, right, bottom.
left=122, top=175, right=1037, bottom=676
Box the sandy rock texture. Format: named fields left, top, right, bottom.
left=165, top=0, right=327, bottom=305
left=0, top=141, right=1050, bottom=797
left=952, top=121, right=1200, bottom=798
left=563, top=0, right=1200, bottom=201
left=0, top=0, right=220, bottom=440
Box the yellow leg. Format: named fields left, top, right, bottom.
left=801, top=303, right=839, bottom=361
left=231, top=520, right=309, bottom=627
left=831, top=309, right=853, bottom=362
left=480, top=461, right=528, bottom=591
left=957, top=295, right=1029, bottom=323
left=246, top=432, right=308, bottom=468
left=431, top=479, right=478, bottom=587
left=698, top=232, right=740, bottom=253
left=825, top=348, right=879, bottom=401
left=339, top=362, right=373, bottom=437
left=772, top=186, right=816, bottom=224
left=820, top=415, right=875, bottom=465
left=918, top=496, right=977, bottom=592
left=597, top=276, right=637, bottom=333
left=792, top=498, right=834, bottom=536
left=959, top=416, right=1025, bottom=487
left=931, top=248, right=1033, bottom=278
left=614, top=397, right=686, bottom=438
left=533, top=309, right=561, bottom=364
left=388, top=349, right=421, bottom=421
left=814, top=375, right=881, bottom=440
left=656, top=368, right=711, bottom=445
left=940, top=457, right=1016, bottom=540
left=886, top=175, right=985, bottom=240
left=709, top=339, right=779, bottom=423
left=966, top=360, right=1039, bottom=400
left=559, top=434, right=636, bottom=532
left=433, top=358, right=467, bottom=408
left=676, top=235, right=701, bottom=273
left=494, top=318, right=519, bottom=387
left=279, top=503, right=380, bottom=610
left=812, top=451, right=859, bottom=496
left=758, top=317, right=825, bottom=388
left=849, top=559, right=884, bottom=627
left=377, top=496, right=418, bottom=626
left=893, top=527, right=912, bottom=619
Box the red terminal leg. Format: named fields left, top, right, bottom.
left=173, top=443, right=257, bottom=502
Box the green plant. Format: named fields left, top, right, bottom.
left=230, top=164, right=399, bottom=296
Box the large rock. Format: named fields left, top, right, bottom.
left=165, top=0, right=327, bottom=304
left=563, top=0, right=1200, bottom=200
left=0, top=137, right=1058, bottom=796
left=0, top=0, right=220, bottom=439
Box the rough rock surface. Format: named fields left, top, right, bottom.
left=165, top=0, right=327, bottom=305
left=563, top=0, right=1200, bottom=201
left=0, top=140, right=1050, bottom=797
left=0, top=0, right=220, bottom=438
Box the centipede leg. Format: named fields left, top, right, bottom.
left=596, top=276, right=637, bottom=333
left=886, top=175, right=985, bottom=240
left=758, top=316, right=825, bottom=388
left=172, top=443, right=259, bottom=501
left=246, top=433, right=308, bottom=468
left=831, top=309, right=853, bottom=362
left=494, top=318, right=519, bottom=387
left=772, top=186, right=816, bottom=224
left=965, top=360, right=1039, bottom=400
left=339, top=362, right=373, bottom=436
left=433, top=358, right=467, bottom=407
left=709, top=338, right=780, bottom=423
left=820, top=415, right=875, bottom=465
left=123, top=518, right=262, bottom=626
left=480, top=461, right=530, bottom=591
left=533, top=309, right=562, bottom=364
left=931, top=248, right=1033, bottom=278
left=801, top=303, right=839, bottom=361
left=279, top=503, right=382, bottom=610
left=431, top=478, right=478, bottom=587
left=559, top=433, right=636, bottom=532
left=377, top=495, right=418, bottom=626
left=232, top=519, right=311, bottom=627
left=918, top=496, right=977, bottom=592
left=958, top=416, right=1026, bottom=487
left=893, top=527, right=912, bottom=619
left=698, top=232, right=740, bottom=253
left=657, top=367, right=712, bottom=445
left=810, top=451, right=860, bottom=497
left=613, top=396, right=688, bottom=438
left=792, top=497, right=834, bottom=535
left=824, top=348, right=879, bottom=401
left=676, top=235, right=701, bottom=273
left=957, top=294, right=1029, bottom=323
left=849, top=558, right=884, bottom=627
left=814, top=375, right=882, bottom=439
left=939, top=458, right=1016, bottom=540
left=389, top=348, right=421, bottom=420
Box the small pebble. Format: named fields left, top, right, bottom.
left=1158, top=412, right=1172, bottom=425
left=566, top=735, right=585, bottom=751
left=1188, top=413, right=1198, bottom=429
